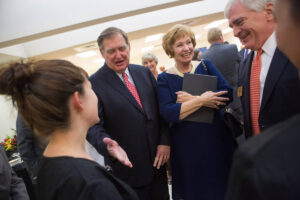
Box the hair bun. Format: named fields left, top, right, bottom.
left=0, top=61, right=34, bottom=97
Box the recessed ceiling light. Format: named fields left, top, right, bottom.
left=145, top=33, right=163, bottom=43
left=93, top=58, right=105, bottom=63
left=76, top=50, right=97, bottom=58
left=141, top=46, right=154, bottom=53
left=204, top=19, right=228, bottom=29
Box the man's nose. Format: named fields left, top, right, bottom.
left=233, top=26, right=240, bottom=38
left=115, top=50, right=122, bottom=58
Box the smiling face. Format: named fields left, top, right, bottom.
left=142, top=57, right=157, bottom=72
left=275, top=0, right=300, bottom=71
left=228, top=1, right=275, bottom=50
left=172, top=35, right=194, bottom=65
left=100, top=33, right=130, bottom=73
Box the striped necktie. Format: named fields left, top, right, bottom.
left=250, top=49, right=263, bottom=135
left=122, top=72, right=143, bottom=109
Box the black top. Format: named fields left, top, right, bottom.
left=37, top=156, right=138, bottom=200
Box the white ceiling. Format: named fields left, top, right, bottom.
left=0, top=0, right=241, bottom=74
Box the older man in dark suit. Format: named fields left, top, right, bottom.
left=87, top=27, right=170, bottom=200
left=224, top=0, right=300, bottom=139
left=224, top=0, right=300, bottom=199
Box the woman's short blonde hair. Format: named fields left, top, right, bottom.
left=162, top=24, right=196, bottom=58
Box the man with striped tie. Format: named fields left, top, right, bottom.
left=224, top=0, right=300, bottom=139
left=224, top=0, right=300, bottom=199
left=87, top=27, right=170, bottom=200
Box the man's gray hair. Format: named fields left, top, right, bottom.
left=224, top=0, right=276, bottom=18
left=97, top=27, right=129, bottom=51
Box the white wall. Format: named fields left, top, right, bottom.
left=0, top=95, right=17, bottom=142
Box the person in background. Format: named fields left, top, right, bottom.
left=0, top=146, right=29, bottom=200
left=200, top=27, right=240, bottom=89
left=239, top=46, right=250, bottom=60
left=87, top=27, right=170, bottom=200
left=224, top=0, right=300, bottom=138
left=157, top=24, right=237, bottom=200
left=159, top=66, right=166, bottom=73
left=192, top=49, right=202, bottom=61
left=16, top=114, right=48, bottom=185
left=141, top=52, right=159, bottom=79
left=225, top=0, right=300, bottom=199
left=0, top=60, right=138, bottom=200
left=200, top=27, right=242, bottom=123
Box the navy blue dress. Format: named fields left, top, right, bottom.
left=157, top=60, right=237, bottom=200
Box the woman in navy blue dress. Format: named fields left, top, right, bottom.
left=157, top=24, right=237, bottom=200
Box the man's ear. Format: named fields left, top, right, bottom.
left=72, top=91, right=84, bottom=110
left=264, top=2, right=275, bottom=21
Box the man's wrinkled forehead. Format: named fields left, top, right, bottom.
left=227, top=1, right=251, bottom=28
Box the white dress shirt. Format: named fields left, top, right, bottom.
left=253, top=32, right=277, bottom=105
left=116, top=67, right=136, bottom=86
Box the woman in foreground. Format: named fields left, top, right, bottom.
left=0, top=60, right=138, bottom=200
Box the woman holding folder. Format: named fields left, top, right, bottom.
left=157, top=24, right=237, bottom=200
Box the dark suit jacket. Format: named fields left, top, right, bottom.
left=0, top=147, right=29, bottom=200
left=238, top=48, right=300, bottom=138
left=16, top=114, right=48, bottom=181
left=200, top=42, right=241, bottom=110
left=239, top=48, right=250, bottom=61
left=226, top=113, right=300, bottom=200
left=200, top=42, right=240, bottom=87
left=87, top=64, right=170, bottom=187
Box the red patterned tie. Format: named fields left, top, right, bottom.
left=122, top=72, right=143, bottom=109
left=250, top=49, right=263, bottom=135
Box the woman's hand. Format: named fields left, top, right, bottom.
left=198, top=90, right=229, bottom=109
left=176, top=91, right=195, bottom=103
left=177, top=90, right=229, bottom=120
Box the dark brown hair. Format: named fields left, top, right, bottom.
left=97, top=27, right=129, bottom=51
left=0, top=60, right=88, bottom=136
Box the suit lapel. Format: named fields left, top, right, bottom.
left=260, top=48, right=288, bottom=112
left=243, top=51, right=254, bottom=124
left=102, top=65, right=144, bottom=114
